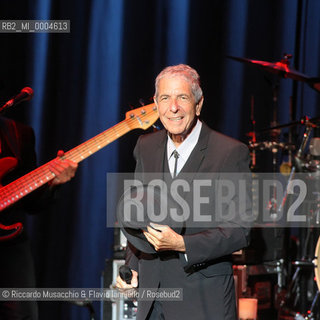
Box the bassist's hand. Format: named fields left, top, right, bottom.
left=48, top=150, right=78, bottom=186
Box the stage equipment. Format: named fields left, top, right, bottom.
left=231, top=53, right=320, bottom=319
left=227, top=54, right=320, bottom=93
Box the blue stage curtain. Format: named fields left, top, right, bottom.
left=0, top=0, right=319, bottom=319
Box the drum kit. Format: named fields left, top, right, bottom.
left=229, top=54, right=320, bottom=319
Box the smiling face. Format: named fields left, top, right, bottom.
left=155, top=76, right=203, bottom=146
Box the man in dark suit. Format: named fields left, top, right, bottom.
left=116, top=64, right=251, bottom=319
left=0, top=115, right=77, bottom=320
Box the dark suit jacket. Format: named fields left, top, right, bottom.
left=126, top=122, right=251, bottom=320
left=0, top=116, right=54, bottom=244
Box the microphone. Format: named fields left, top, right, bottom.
left=0, top=87, right=34, bottom=113
left=119, top=265, right=133, bottom=284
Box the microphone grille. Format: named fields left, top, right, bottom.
left=22, top=87, right=34, bottom=96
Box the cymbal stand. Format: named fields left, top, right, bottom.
left=278, top=121, right=319, bottom=317
left=288, top=97, right=294, bottom=169
left=277, top=119, right=313, bottom=214
left=306, top=291, right=320, bottom=319
left=280, top=97, right=295, bottom=174
left=264, top=76, right=283, bottom=219
left=250, top=95, right=257, bottom=171
left=270, top=78, right=281, bottom=173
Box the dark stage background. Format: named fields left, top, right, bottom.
left=1, top=0, right=320, bottom=319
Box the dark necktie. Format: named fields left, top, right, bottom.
left=172, top=150, right=179, bottom=178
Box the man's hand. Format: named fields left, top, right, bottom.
left=143, top=223, right=186, bottom=252
left=116, top=269, right=138, bottom=292
left=48, top=150, right=78, bottom=186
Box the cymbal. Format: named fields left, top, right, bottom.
left=227, top=55, right=310, bottom=82
left=249, top=141, right=295, bottom=152
left=257, top=116, right=320, bottom=133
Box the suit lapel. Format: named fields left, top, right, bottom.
left=168, top=123, right=211, bottom=222
left=178, top=123, right=210, bottom=179
left=145, top=130, right=167, bottom=172
left=175, top=123, right=212, bottom=233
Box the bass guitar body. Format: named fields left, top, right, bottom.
left=0, top=157, right=24, bottom=241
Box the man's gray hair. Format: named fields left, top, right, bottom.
left=154, top=64, right=203, bottom=103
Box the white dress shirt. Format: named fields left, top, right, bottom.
left=167, top=119, right=202, bottom=177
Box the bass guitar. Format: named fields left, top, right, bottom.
left=0, top=103, right=158, bottom=240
